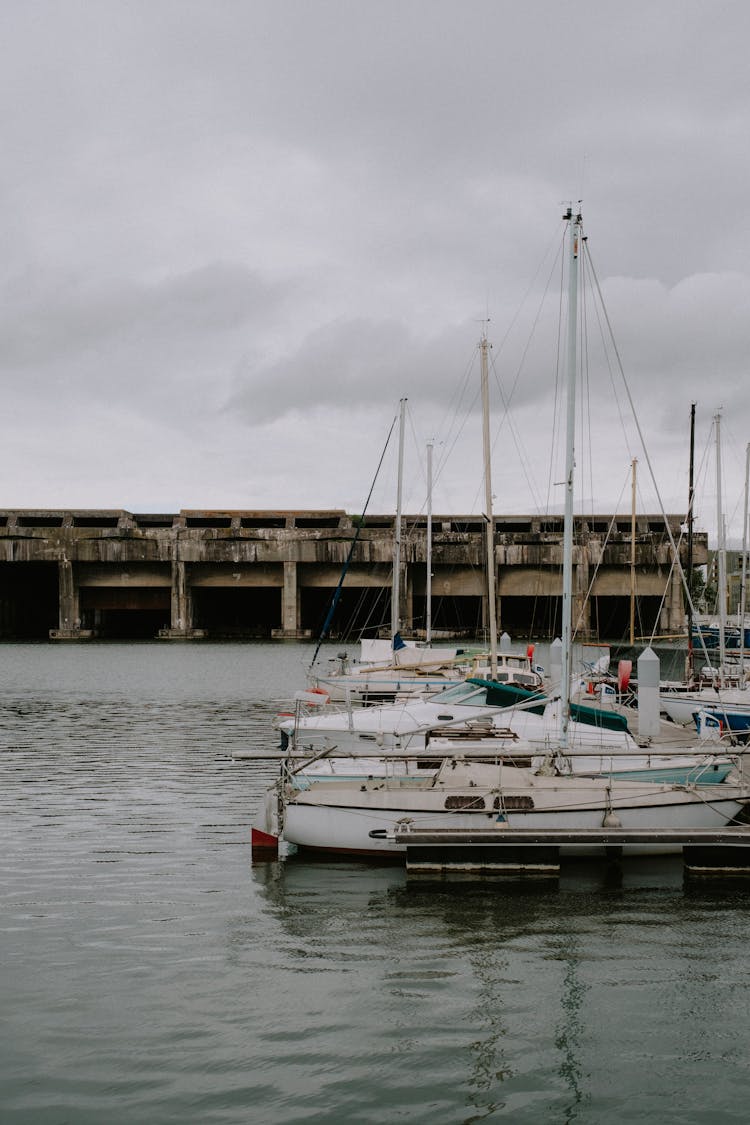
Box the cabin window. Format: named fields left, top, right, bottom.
left=444, top=795, right=486, bottom=810
left=433, top=683, right=487, bottom=705
left=493, top=795, right=534, bottom=811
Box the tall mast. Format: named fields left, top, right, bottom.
left=480, top=331, right=498, bottom=676
left=686, top=402, right=696, bottom=683
left=739, top=441, right=750, bottom=683
left=630, top=458, right=637, bottom=646
left=715, top=410, right=727, bottom=684
left=391, top=396, right=407, bottom=641
left=426, top=440, right=433, bottom=645
left=560, top=207, right=582, bottom=749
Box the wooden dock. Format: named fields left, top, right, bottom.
left=390, top=824, right=750, bottom=878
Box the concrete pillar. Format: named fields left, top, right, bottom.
left=396, top=560, right=408, bottom=635
left=282, top=561, right=299, bottom=634
left=172, top=560, right=190, bottom=631
left=404, top=565, right=414, bottom=634
left=158, top=560, right=205, bottom=639
left=272, top=561, right=312, bottom=639
left=663, top=567, right=683, bottom=635
left=49, top=560, right=92, bottom=639
left=574, top=544, right=591, bottom=638
left=60, top=559, right=78, bottom=630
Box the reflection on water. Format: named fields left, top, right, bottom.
left=2, top=642, right=750, bottom=1124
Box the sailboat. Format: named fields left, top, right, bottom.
left=306, top=398, right=472, bottom=703
left=660, top=411, right=750, bottom=731
left=274, top=760, right=747, bottom=858
left=307, top=367, right=539, bottom=704
left=255, top=208, right=750, bottom=859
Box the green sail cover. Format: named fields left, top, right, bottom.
left=466, top=678, right=547, bottom=715
left=466, top=678, right=631, bottom=733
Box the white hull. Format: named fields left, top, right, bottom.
left=281, top=766, right=748, bottom=858
left=660, top=690, right=750, bottom=726
left=282, top=681, right=640, bottom=758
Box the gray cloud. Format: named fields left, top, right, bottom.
left=0, top=0, right=749, bottom=532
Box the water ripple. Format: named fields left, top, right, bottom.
left=3, top=642, right=750, bottom=1123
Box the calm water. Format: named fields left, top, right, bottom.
left=2, top=641, right=750, bottom=1124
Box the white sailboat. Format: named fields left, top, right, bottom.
left=307, top=360, right=539, bottom=703
left=660, top=411, right=750, bottom=729
left=307, top=397, right=482, bottom=703
left=276, top=759, right=747, bottom=859
left=255, top=208, right=750, bottom=858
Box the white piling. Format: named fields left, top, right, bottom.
left=637, top=646, right=661, bottom=739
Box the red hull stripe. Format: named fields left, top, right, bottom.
left=251, top=827, right=279, bottom=849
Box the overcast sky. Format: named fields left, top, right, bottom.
left=2, top=1, right=749, bottom=541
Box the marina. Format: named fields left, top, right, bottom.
left=6, top=3, right=750, bottom=1122
left=5, top=206, right=750, bottom=1124
left=250, top=213, right=750, bottom=874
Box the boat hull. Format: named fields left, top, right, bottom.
left=660, top=691, right=750, bottom=727
left=282, top=775, right=748, bottom=858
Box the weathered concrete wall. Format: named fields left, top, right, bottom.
left=0, top=509, right=706, bottom=640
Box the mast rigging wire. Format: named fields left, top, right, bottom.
left=308, top=410, right=399, bottom=670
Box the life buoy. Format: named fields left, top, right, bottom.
left=308, top=687, right=330, bottom=705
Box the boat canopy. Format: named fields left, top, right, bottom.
left=466, top=678, right=547, bottom=715
left=465, top=677, right=631, bottom=732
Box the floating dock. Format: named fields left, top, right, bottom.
left=390, top=824, right=750, bottom=878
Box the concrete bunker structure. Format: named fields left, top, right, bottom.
left=0, top=509, right=702, bottom=642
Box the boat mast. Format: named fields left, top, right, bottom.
left=715, top=410, right=727, bottom=684
left=739, top=441, right=750, bottom=683
left=686, top=402, right=696, bottom=683
left=560, top=206, right=582, bottom=749
left=391, top=396, right=407, bottom=641
left=480, top=330, right=498, bottom=677
left=630, top=458, right=637, bottom=646
left=426, top=440, right=433, bottom=645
